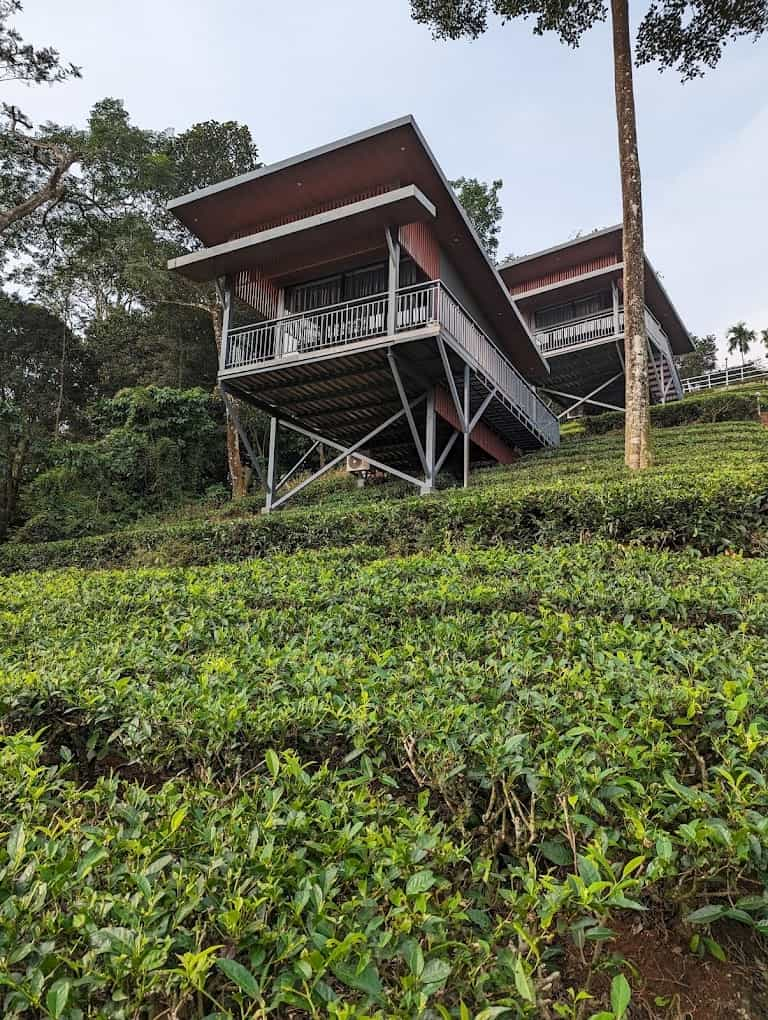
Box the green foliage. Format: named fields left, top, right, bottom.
left=675, top=333, right=718, bottom=379
left=450, top=176, right=503, bottom=260
left=583, top=385, right=768, bottom=434
left=0, top=1, right=80, bottom=87
left=2, top=537, right=768, bottom=1014
left=0, top=292, right=94, bottom=538
left=3, top=422, right=766, bottom=572
left=14, top=387, right=225, bottom=543
left=635, top=0, right=768, bottom=79
left=164, top=119, right=260, bottom=197
left=726, top=321, right=759, bottom=363
left=410, top=0, right=768, bottom=77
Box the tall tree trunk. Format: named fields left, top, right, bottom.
left=54, top=299, right=69, bottom=439
left=211, top=302, right=248, bottom=498
left=611, top=0, right=652, bottom=470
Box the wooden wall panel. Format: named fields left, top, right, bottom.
left=507, top=254, right=620, bottom=295
left=399, top=221, right=440, bottom=280
left=234, top=268, right=280, bottom=319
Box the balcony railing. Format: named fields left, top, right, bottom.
left=534, top=306, right=677, bottom=357
left=225, top=291, right=389, bottom=368
left=535, top=309, right=623, bottom=353
left=682, top=361, right=767, bottom=393
left=223, top=280, right=559, bottom=447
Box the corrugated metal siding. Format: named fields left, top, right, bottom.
left=434, top=386, right=517, bottom=465
left=235, top=268, right=280, bottom=319
left=399, top=222, right=440, bottom=280
left=508, top=254, right=620, bottom=295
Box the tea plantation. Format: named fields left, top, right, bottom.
left=2, top=421, right=768, bottom=1018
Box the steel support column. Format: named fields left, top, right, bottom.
left=388, top=350, right=427, bottom=473
left=386, top=227, right=400, bottom=336
left=264, top=417, right=278, bottom=512
left=463, top=364, right=471, bottom=488
left=422, top=389, right=437, bottom=494
left=436, top=336, right=466, bottom=431
left=216, top=276, right=232, bottom=376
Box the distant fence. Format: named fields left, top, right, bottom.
left=681, top=361, right=767, bottom=394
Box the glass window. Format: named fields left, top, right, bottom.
left=534, top=290, right=612, bottom=330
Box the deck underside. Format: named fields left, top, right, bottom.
left=222, top=332, right=549, bottom=475
left=538, top=340, right=626, bottom=412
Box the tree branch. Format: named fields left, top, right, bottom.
left=0, top=141, right=80, bottom=234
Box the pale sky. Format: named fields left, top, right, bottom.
left=8, top=0, right=768, bottom=361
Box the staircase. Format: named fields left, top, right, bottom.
left=648, top=344, right=683, bottom=405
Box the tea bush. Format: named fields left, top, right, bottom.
left=2, top=422, right=766, bottom=574
left=583, top=383, right=768, bottom=434
left=2, top=542, right=768, bottom=1016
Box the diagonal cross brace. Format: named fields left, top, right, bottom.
left=277, top=441, right=319, bottom=492
left=540, top=371, right=625, bottom=419
left=271, top=397, right=427, bottom=509
left=436, top=336, right=467, bottom=431
left=388, top=350, right=427, bottom=474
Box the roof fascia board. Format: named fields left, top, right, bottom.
left=513, top=262, right=624, bottom=302
left=645, top=255, right=692, bottom=351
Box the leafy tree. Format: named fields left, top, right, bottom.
left=85, top=304, right=217, bottom=394
left=0, top=291, right=93, bottom=537
left=13, top=102, right=260, bottom=498
left=409, top=0, right=768, bottom=471
left=676, top=332, right=718, bottom=378
left=635, top=0, right=768, bottom=80
left=726, top=321, right=756, bottom=366
left=0, top=0, right=82, bottom=235
left=164, top=120, right=260, bottom=197
left=151, top=120, right=263, bottom=497
left=18, top=386, right=226, bottom=542
left=451, top=176, right=503, bottom=260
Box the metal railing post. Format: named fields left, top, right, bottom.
left=217, top=276, right=232, bottom=374
left=386, top=227, right=399, bottom=336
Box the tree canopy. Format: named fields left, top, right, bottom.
left=676, top=333, right=718, bottom=378
left=410, top=0, right=768, bottom=76
left=727, top=321, right=757, bottom=364
left=451, top=176, right=504, bottom=260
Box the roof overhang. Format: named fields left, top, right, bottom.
left=499, top=224, right=625, bottom=283
left=166, top=115, right=548, bottom=377
left=168, top=186, right=435, bottom=283
left=499, top=225, right=693, bottom=355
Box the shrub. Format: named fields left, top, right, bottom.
left=1, top=422, right=766, bottom=574
left=584, top=384, right=767, bottom=434
left=15, top=387, right=226, bottom=542
left=2, top=541, right=768, bottom=1015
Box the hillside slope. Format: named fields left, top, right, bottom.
left=2, top=421, right=768, bottom=1018
left=2, top=420, right=766, bottom=574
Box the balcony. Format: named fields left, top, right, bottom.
left=534, top=306, right=678, bottom=359
left=223, top=280, right=559, bottom=448
left=535, top=309, right=624, bottom=354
